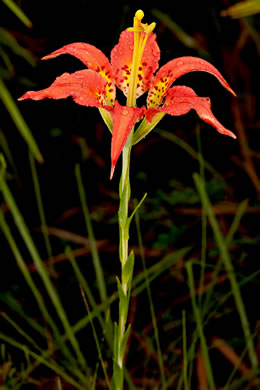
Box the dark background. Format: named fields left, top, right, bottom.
left=0, top=0, right=259, bottom=388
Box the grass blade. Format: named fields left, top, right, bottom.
left=196, top=126, right=207, bottom=307
left=0, top=207, right=79, bottom=368
left=2, top=0, right=32, bottom=27
left=1, top=179, right=89, bottom=375
left=155, top=128, right=220, bottom=178
left=66, top=245, right=113, bottom=350
left=151, top=8, right=209, bottom=56
left=186, top=261, right=216, bottom=390
left=0, top=332, right=86, bottom=390
left=133, top=247, right=190, bottom=296
left=202, top=199, right=249, bottom=313
left=0, top=129, right=17, bottom=174
left=182, top=310, right=189, bottom=390
left=193, top=172, right=258, bottom=371
left=75, top=164, right=107, bottom=304
left=70, top=248, right=190, bottom=339
left=75, top=163, right=113, bottom=342
left=134, top=201, right=166, bottom=389
left=0, top=27, right=35, bottom=65
left=0, top=78, right=43, bottom=163
left=29, top=152, right=54, bottom=269
left=80, top=286, right=110, bottom=389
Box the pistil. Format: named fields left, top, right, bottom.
left=127, top=10, right=155, bottom=107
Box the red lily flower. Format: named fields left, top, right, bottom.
left=18, top=10, right=236, bottom=178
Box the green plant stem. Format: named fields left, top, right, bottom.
left=118, top=136, right=132, bottom=356
left=112, top=132, right=134, bottom=390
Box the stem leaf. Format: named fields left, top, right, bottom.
left=127, top=193, right=147, bottom=228
left=122, top=250, right=135, bottom=286
left=116, top=277, right=128, bottom=320
left=112, top=359, right=123, bottom=390
left=120, top=324, right=131, bottom=362
left=113, top=323, right=119, bottom=362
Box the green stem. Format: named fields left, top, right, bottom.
left=112, top=132, right=133, bottom=390
left=118, top=134, right=132, bottom=352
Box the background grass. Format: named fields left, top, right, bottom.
left=0, top=0, right=260, bottom=389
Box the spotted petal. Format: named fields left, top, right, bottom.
left=146, top=86, right=236, bottom=138
left=147, top=56, right=236, bottom=108
left=110, top=101, right=145, bottom=179
left=18, top=69, right=109, bottom=108
left=42, top=43, right=116, bottom=106
left=111, top=29, right=160, bottom=98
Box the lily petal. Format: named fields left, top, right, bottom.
left=111, top=30, right=160, bottom=98
left=18, top=69, right=109, bottom=108
left=146, top=86, right=236, bottom=139
left=42, top=43, right=116, bottom=106
left=147, top=56, right=236, bottom=108
left=110, top=101, right=145, bottom=179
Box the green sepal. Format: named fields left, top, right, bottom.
left=122, top=250, right=135, bottom=286
left=132, top=113, right=165, bottom=145
left=98, top=107, right=113, bottom=133
left=120, top=323, right=131, bottom=361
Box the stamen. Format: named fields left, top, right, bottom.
left=144, top=22, right=156, bottom=35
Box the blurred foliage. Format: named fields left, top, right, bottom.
left=2, top=0, right=32, bottom=27
left=0, top=0, right=42, bottom=163
left=221, top=0, right=260, bottom=18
